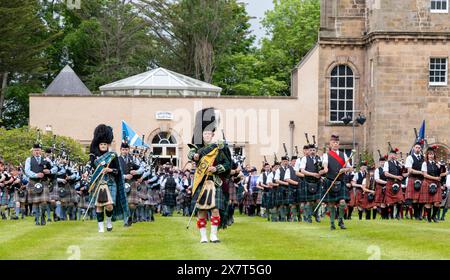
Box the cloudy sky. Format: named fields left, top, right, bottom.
left=242, top=0, right=275, bottom=45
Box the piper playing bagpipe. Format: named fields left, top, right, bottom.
left=187, top=108, right=232, bottom=243
left=85, top=124, right=129, bottom=233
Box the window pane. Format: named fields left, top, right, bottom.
left=346, top=77, right=353, bottom=87
left=330, top=111, right=337, bottom=121
left=330, top=101, right=337, bottom=110
left=443, top=1, right=447, bottom=9
left=338, top=112, right=345, bottom=121
left=431, top=1, right=436, bottom=9
left=346, top=67, right=353, bottom=76
left=346, top=101, right=353, bottom=110
left=339, top=101, right=345, bottom=110
left=339, top=90, right=346, bottom=99
left=339, top=77, right=345, bottom=87
left=346, top=90, right=353, bottom=99
left=348, top=112, right=353, bottom=120
left=166, top=147, right=176, bottom=156
left=153, top=147, right=162, bottom=155
left=331, top=67, right=338, bottom=76
left=338, top=65, right=346, bottom=75
left=331, top=77, right=337, bottom=87
left=331, top=89, right=337, bottom=99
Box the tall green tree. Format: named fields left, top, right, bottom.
left=260, top=0, right=320, bottom=95
left=0, top=0, right=57, bottom=122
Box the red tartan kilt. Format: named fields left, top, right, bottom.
left=374, top=183, right=385, bottom=204
left=383, top=181, right=404, bottom=205
left=405, top=177, right=422, bottom=201
left=360, top=192, right=377, bottom=209
left=243, top=192, right=254, bottom=207
left=348, top=188, right=357, bottom=207
left=418, top=179, right=441, bottom=204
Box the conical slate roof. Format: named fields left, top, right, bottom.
left=99, top=67, right=222, bottom=96
left=45, top=65, right=92, bottom=96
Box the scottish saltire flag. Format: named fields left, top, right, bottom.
left=121, top=120, right=150, bottom=148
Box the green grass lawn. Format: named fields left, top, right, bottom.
left=0, top=214, right=449, bottom=260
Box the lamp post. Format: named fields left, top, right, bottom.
left=341, top=112, right=366, bottom=160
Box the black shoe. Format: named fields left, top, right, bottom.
left=432, top=217, right=439, bottom=223
left=210, top=240, right=221, bottom=243
left=338, top=219, right=347, bottom=229
left=41, top=216, right=46, bottom=226
left=330, top=223, right=336, bottom=230
left=315, top=215, right=321, bottom=223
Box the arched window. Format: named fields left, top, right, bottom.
left=151, top=132, right=178, bottom=166
left=329, top=65, right=354, bottom=123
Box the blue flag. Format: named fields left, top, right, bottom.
left=417, top=120, right=425, bottom=143
left=121, top=120, right=149, bottom=148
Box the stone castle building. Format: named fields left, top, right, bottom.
left=293, top=0, right=449, bottom=160
left=30, top=0, right=450, bottom=167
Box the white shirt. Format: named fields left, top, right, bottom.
left=446, top=174, right=450, bottom=187
left=405, top=154, right=422, bottom=169
left=274, top=166, right=291, bottom=181
left=374, top=168, right=382, bottom=181
left=383, top=161, right=400, bottom=172
left=294, top=158, right=302, bottom=172
left=322, top=151, right=352, bottom=168
left=257, top=172, right=270, bottom=185
left=267, top=172, right=275, bottom=184
left=421, top=161, right=438, bottom=172
left=352, top=171, right=365, bottom=183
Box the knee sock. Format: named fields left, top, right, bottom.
left=96, top=211, right=104, bottom=222
left=432, top=206, right=439, bottom=219
left=425, top=208, right=431, bottom=221
left=358, top=209, right=363, bottom=220
left=372, top=209, right=377, bottom=220
left=330, top=206, right=336, bottom=224
left=270, top=208, right=278, bottom=221
left=338, top=204, right=346, bottom=221
left=347, top=206, right=354, bottom=219
left=365, top=209, right=371, bottom=220
left=442, top=208, right=448, bottom=219
left=304, top=204, right=311, bottom=220
left=46, top=204, right=51, bottom=220
left=34, top=205, right=40, bottom=221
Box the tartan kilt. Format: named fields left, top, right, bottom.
left=322, top=179, right=349, bottom=203
left=236, top=184, right=245, bottom=203
left=48, top=181, right=59, bottom=201
left=70, top=187, right=78, bottom=205
left=190, top=184, right=226, bottom=212
left=126, top=181, right=140, bottom=205
left=383, top=180, right=404, bottom=205
left=163, top=189, right=177, bottom=207
left=277, top=186, right=289, bottom=205
left=374, top=183, right=385, bottom=204
left=418, top=179, right=441, bottom=204
left=148, top=189, right=160, bottom=206
left=16, top=189, right=27, bottom=203
left=57, top=183, right=72, bottom=204
left=303, top=180, right=322, bottom=202
left=77, top=193, right=90, bottom=209
left=261, top=190, right=272, bottom=209
left=360, top=192, right=377, bottom=209
left=0, top=190, right=8, bottom=205
left=405, top=176, right=422, bottom=201
left=243, top=191, right=254, bottom=207
left=27, top=180, right=50, bottom=204
left=287, top=185, right=297, bottom=204
left=253, top=190, right=263, bottom=205
left=7, top=191, right=15, bottom=208
left=228, top=183, right=237, bottom=204
left=347, top=188, right=357, bottom=207
left=91, top=178, right=117, bottom=206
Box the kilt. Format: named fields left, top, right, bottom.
left=163, top=189, right=177, bottom=207
left=92, top=178, right=117, bottom=207
left=228, top=182, right=237, bottom=204
left=0, top=190, right=8, bottom=205
left=57, top=183, right=72, bottom=204
left=148, top=189, right=161, bottom=206
left=7, top=190, right=15, bottom=208
left=253, top=190, right=263, bottom=205
left=418, top=179, right=441, bottom=204
left=303, top=180, right=322, bottom=202
left=16, top=189, right=27, bottom=204
left=126, top=181, right=140, bottom=205
left=277, top=186, right=289, bottom=205
left=27, top=180, right=50, bottom=204
left=77, top=193, right=90, bottom=209
left=48, top=181, right=59, bottom=201
left=287, top=185, right=297, bottom=204
left=348, top=187, right=357, bottom=207
left=405, top=176, right=422, bottom=201
left=322, top=179, right=349, bottom=203
left=360, top=192, right=377, bottom=209
left=441, top=189, right=450, bottom=208
left=70, top=187, right=78, bottom=205
left=383, top=180, right=404, bottom=205
left=261, top=190, right=272, bottom=209
left=190, top=184, right=226, bottom=212
left=243, top=191, right=254, bottom=207
left=236, top=183, right=245, bottom=203
left=374, top=183, right=385, bottom=204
